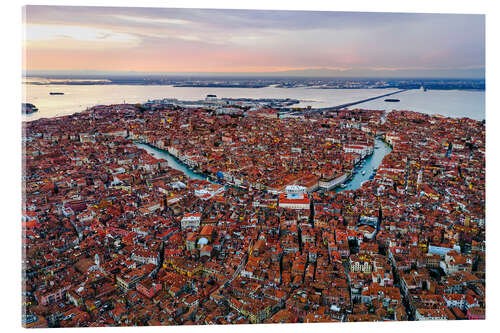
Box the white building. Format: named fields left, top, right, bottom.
left=343, top=144, right=374, bottom=159
left=194, top=184, right=225, bottom=200
left=278, top=185, right=310, bottom=210
left=131, top=250, right=160, bottom=266
left=443, top=294, right=465, bottom=310
left=415, top=309, right=448, bottom=321
left=319, top=173, right=347, bottom=190
left=181, top=213, right=202, bottom=231
left=385, top=133, right=400, bottom=147
left=428, top=244, right=461, bottom=257
left=285, top=185, right=307, bottom=194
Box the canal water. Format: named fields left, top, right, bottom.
left=135, top=137, right=392, bottom=193
left=335, top=138, right=392, bottom=192
left=134, top=142, right=207, bottom=181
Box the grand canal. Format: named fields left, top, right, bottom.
left=135, top=136, right=392, bottom=193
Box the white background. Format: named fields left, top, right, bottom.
left=2, top=0, right=497, bottom=332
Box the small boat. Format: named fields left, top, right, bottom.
left=384, top=98, right=400, bottom=102
left=340, top=184, right=347, bottom=189
left=362, top=171, right=366, bottom=175
left=49, top=92, right=64, bottom=95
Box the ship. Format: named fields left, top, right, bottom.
left=384, top=98, right=400, bottom=102
left=22, top=103, right=38, bottom=114
left=49, top=92, right=64, bottom=95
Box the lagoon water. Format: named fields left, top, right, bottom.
left=22, top=84, right=397, bottom=120
left=23, top=84, right=485, bottom=121
left=352, top=89, right=485, bottom=120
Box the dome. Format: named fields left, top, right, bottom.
left=197, top=237, right=209, bottom=246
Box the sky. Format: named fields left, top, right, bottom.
left=23, top=6, right=485, bottom=78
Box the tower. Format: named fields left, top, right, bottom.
left=94, top=253, right=100, bottom=268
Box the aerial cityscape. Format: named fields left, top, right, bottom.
left=21, top=5, right=485, bottom=328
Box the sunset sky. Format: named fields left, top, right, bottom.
left=23, top=6, right=485, bottom=77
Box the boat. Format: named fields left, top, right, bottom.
left=362, top=171, right=366, bottom=175
left=340, top=184, right=347, bottom=189
left=22, top=103, right=38, bottom=114
left=49, top=92, right=64, bottom=95
left=384, top=98, right=400, bottom=102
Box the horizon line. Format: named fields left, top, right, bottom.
left=24, top=67, right=485, bottom=80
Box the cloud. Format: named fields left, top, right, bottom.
left=23, top=6, right=485, bottom=75
left=112, top=14, right=192, bottom=26
left=25, top=23, right=140, bottom=45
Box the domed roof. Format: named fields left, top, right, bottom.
left=197, top=237, right=209, bottom=245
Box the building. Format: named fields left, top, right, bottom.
left=181, top=213, right=202, bottom=231
left=116, top=270, right=145, bottom=291
left=415, top=308, right=448, bottom=321
left=428, top=244, right=461, bottom=257
left=318, top=173, right=347, bottom=191
left=136, top=277, right=162, bottom=298
left=343, top=144, right=374, bottom=158
left=278, top=185, right=310, bottom=210
left=35, top=283, right=71, bottom=306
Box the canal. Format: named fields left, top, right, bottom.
left=135, top=137, right=392, bottom=193
left=134, top=142, right=208, bottom=181
left=335, top=138, right=393, bottom=193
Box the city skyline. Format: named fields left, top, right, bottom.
left=23, top=6, right=485, bottom=78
